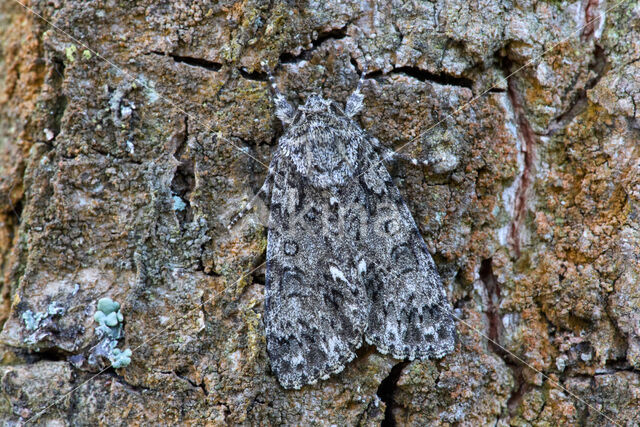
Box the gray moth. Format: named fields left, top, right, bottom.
left=231, top=66, right=456, bottom=389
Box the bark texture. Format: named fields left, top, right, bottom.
left=1, top=0, right=639, bottom=425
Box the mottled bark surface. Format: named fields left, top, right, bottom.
left=0, top=0, right=639, bottom=425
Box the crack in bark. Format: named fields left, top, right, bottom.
left=149, top=24, right=352, bottom=81
left=279, top=24, right=349, bottom=64
left=363, top=64, right=475, bottom=90
left=48, top=56, right=68, bottom=144
left=147, top=51, right=266, bottom=82
left=479, top=258, right=530, bottom=417
left=170, top=115, right=194, bottom=227
left=582, top=0, right=601, bottom=41
left=1, top=179, right=23, bottom=228
left=163, top=368, right=209, bottom=395
left=351, top=57, right=492, bottom=93
left=238, top=68, right=268, bottom=82
left=18, top=347, right=70, bottom=364
left=506, top=76, right=537, bottom=258
left=389, top=66, right=475, bottom=89
left=506, top=373, right=530, bottom=418
left=150, top=51, right=222, bottom=72
left=105, top=369, right=152, bottom=392
left=544, top=45, right=609, bottom=135
left=479, top=258, right=502, bottom=354
left=377, top=360, right=409, bottom=427
left=149, top=37, right=498, bottom=98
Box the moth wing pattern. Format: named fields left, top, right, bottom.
left=264, top=153, right=368, bottom=389
left=258, top=77, right=456, bottom=388
left=358, top=143, right=456, bottom=360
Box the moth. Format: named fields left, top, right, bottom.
left=231, top=66, right=456, bottom=389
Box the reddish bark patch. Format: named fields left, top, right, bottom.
left=582, top=0, right=600, bottom=41
left=507, top=79, right=537, bottom=258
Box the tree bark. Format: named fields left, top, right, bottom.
left=1, top=0, right=639, bottom=424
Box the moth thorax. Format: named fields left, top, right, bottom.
left=283, top=128, right=359, bottom=188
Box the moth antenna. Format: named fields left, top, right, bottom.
left=355, top=64, right=367, bottom=92
left=345, top=64, right=367, bottom=118
left=262, top=61, right=296, bottom=125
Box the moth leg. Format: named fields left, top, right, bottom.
left=345, top=68, right=366, bottom=118
left=262, top=62, right=296, bottom=125
left=228, top=170, right=274, bottom=230
left=371, top=137, right=431, bottom=167
left=386, top=150, right=432, bottom=167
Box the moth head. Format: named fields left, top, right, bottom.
left=273, top=93, right=338, bottom=125
left=299, top=94, right=333, bottom=114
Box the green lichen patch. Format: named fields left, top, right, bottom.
left=92, top=298, right=132, bottom=368
left=65, top=44, right=77, bottom=62
left=22, top=310, right=46, bottom=332
left=20, top=302, right=66, bottom=345
left=172, top=195, right=187, bottom=211
left=110, top=348, right=133, bottom=368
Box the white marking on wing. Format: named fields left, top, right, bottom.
left=330, top=266, right=349, bottom=284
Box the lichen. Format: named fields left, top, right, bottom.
left=65, top=44, right=77, bottom=62
left=172, top=195, right=186, bottom=211
left=21, top=302, right=66, bottom=344
left=110, top=348, right=133, bottom=368
left=94, top=297, right=123, bottom=338
left=91, top=298, right=132, bottom=368
left=22, top=310, right=46, bottom=332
